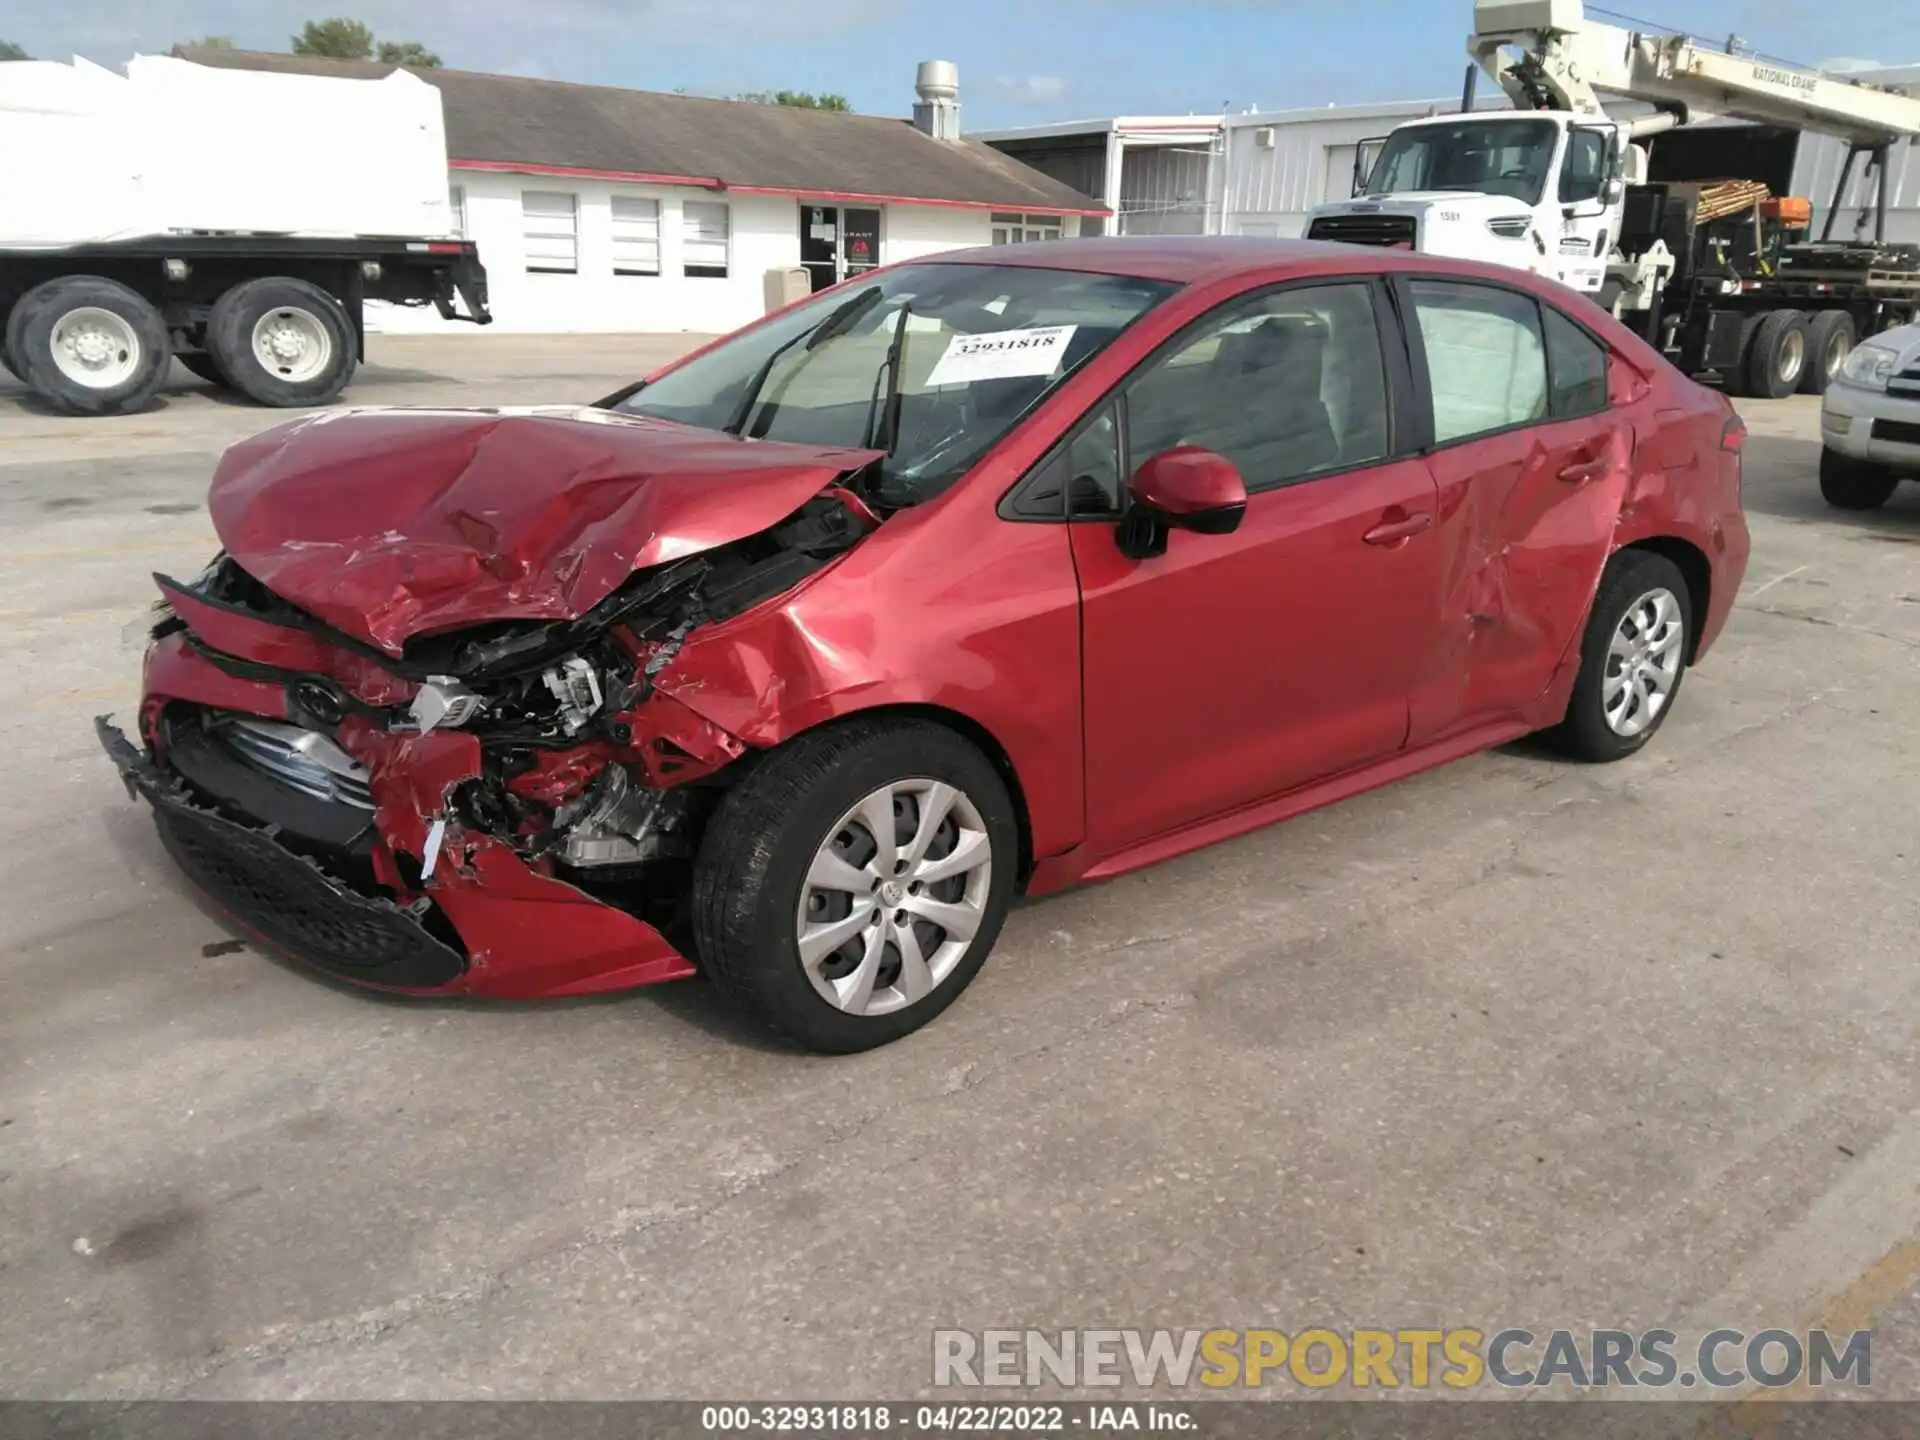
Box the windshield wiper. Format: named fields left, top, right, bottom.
left=724, top=285, right=884, bottom=438
left=862, top=302, right=913, bottom=453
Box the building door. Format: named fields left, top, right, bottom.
left=842, top=208, right=881, bottom=279
left=800, top=205, right=839, bottom=292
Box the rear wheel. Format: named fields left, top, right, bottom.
left=693, top=719, right=1017, bottom=1053
left=207, top=277, right=356, bottom=407
left=12, top=275, right=170, bottom=415
left=1799, top=311, right=1856, bottom=396
left=1819, top=448, right=1899, bottom=511
left=1744, top=309, right=1808, bottom=399
left=1549, top=550, right=1692, bottom=764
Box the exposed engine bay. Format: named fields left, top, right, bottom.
left=146, top=491, right=874, bottom=934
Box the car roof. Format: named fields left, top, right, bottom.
left=922, top=235, right=1583, bottom=294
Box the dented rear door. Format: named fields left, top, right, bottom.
left=1396, top=279, right=1635, bottom=743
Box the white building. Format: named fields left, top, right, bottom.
left=176, top=47, right=1106, bottom=335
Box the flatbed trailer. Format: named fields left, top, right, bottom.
left=0, top=232, right=492, bottom=416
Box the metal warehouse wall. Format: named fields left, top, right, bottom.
left=1795, top=132, right=1920, bottom=247
left=1119, top=143, right=1217, bottom=236
left=1215, top=98, right=1505, bottom=237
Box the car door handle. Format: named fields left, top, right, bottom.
left=1362, top=512, right=1433, bottom=546
left=1558, top=455, right=1611, bottom=485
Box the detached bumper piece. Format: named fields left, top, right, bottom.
left=96, top=717, right=466, bottom=990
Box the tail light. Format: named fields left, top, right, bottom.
left=1720, top=413, right=1746, bottom=502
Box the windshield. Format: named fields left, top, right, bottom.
left=612, top=263, right=1176, bottom=506
left=1364, top=118, right=1561, bottom=205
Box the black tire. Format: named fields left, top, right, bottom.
left=1819, top=448, right=1899, bottom=511
left=1744, top=309, right=1808, bottom=400
left=692, top=718, right=1019, bottom=1053
left=1718, top=314, right=1764, bottom=398
left=0, top=308, right=19, bottom=384
left=12, top=275, right=170, bottom=416
left=1798, top=310, right=1856, bottom=396
left=207, top=277, right=356, bottom=407
left=1549, top=550, right=1693, bottom=764
left=176, top=350, right=229, bottom=387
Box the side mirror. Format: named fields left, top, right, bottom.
left=1602, top=177, right=1625, bottom=205
left=1120, top=446, right=1247, bottom=557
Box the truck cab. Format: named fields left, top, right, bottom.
left=1307, top=112, right=1626, bottom=297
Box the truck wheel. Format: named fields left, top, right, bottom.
left=176, top=351, right=229, bottom=387
left=1745, top=309, right=1808, bottom=399
left=207, top=277, right=356, bottom=407
left=1799, top=311, right=1855, bottom=396
left=1819, top=449, right=1898, bottom=511
left=0, top=307, right=20, bottom=383
left=12, top=276, right=171, bottom=416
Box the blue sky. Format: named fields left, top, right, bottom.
left=3, top=0, right=1913, bottom=127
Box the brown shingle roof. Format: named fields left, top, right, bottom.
left=170, top=47, right=1104, bottom=214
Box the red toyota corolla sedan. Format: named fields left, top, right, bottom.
left=99, top=238, right=1749, bottom=1051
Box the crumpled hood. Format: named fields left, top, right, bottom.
left=207, top=406, right=883, bottom=653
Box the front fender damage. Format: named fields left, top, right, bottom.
left=121, top=479, right=876, bottom=996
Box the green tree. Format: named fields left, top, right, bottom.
left=0, top=39, right=31, bottom=61
left=184, top=35, right=235, bottom=49
left=736, top=90, right=851, bottom=111
left=376, top=39, right=441, bottom=67
left=291, top=18, right=374, bottom=59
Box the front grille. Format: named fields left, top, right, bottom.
left=153, top=801, right=465, bottom=989
left=217, top=718, right=374, bottom=810
left=1307, top=212, right=1418, bottom=248
left=1871, top=417, right=1920, bottom=445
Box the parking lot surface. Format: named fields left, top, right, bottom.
left=3, top=336, right=1918, bottom=1400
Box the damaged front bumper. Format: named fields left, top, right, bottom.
left=103, top=483, right=874, bottom=999
left=99, top=713, right=699, bottom=999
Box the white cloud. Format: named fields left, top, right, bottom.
left=992, top=73, right=1068, bottom=104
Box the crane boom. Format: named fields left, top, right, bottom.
left=1469, top=0, right=1920, bottom=144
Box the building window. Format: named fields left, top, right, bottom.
left=991, top=212, right=1065, bottom=245
left=683, top=200, right=731, bottom=278
left=448, top=184, right=467, bottom=239
left=522, top=190, right=578, bottom=274
left=611, top=195, right=661, bottom=276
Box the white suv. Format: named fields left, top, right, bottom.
left=1821, top=321, right=1920, bottom=510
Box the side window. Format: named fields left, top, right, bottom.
left=1408, top=280, right=1547, bottom=445
left=1560, top=129, right=1608, bottom=205
left=1122, top=283, right=1389, bottom=491
left=1541, top=305, right=1609, bottom=418
left=1066, top=408, right=1123, bottom=516
left=1012, top=405, right=1122, bottom=520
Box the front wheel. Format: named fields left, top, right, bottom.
left=1549, top=550, right=1692, bottom=763
left=1819, top=448, right=1899, bottom=511
left=692, top=719, right=1018, bottom=1053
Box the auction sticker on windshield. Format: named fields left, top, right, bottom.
left=925, top=325, right=1077, bottom=386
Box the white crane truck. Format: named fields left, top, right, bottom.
left=1305, top=0, right=1920, bottom=396
left=0, top=55, right=490, bottom=416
